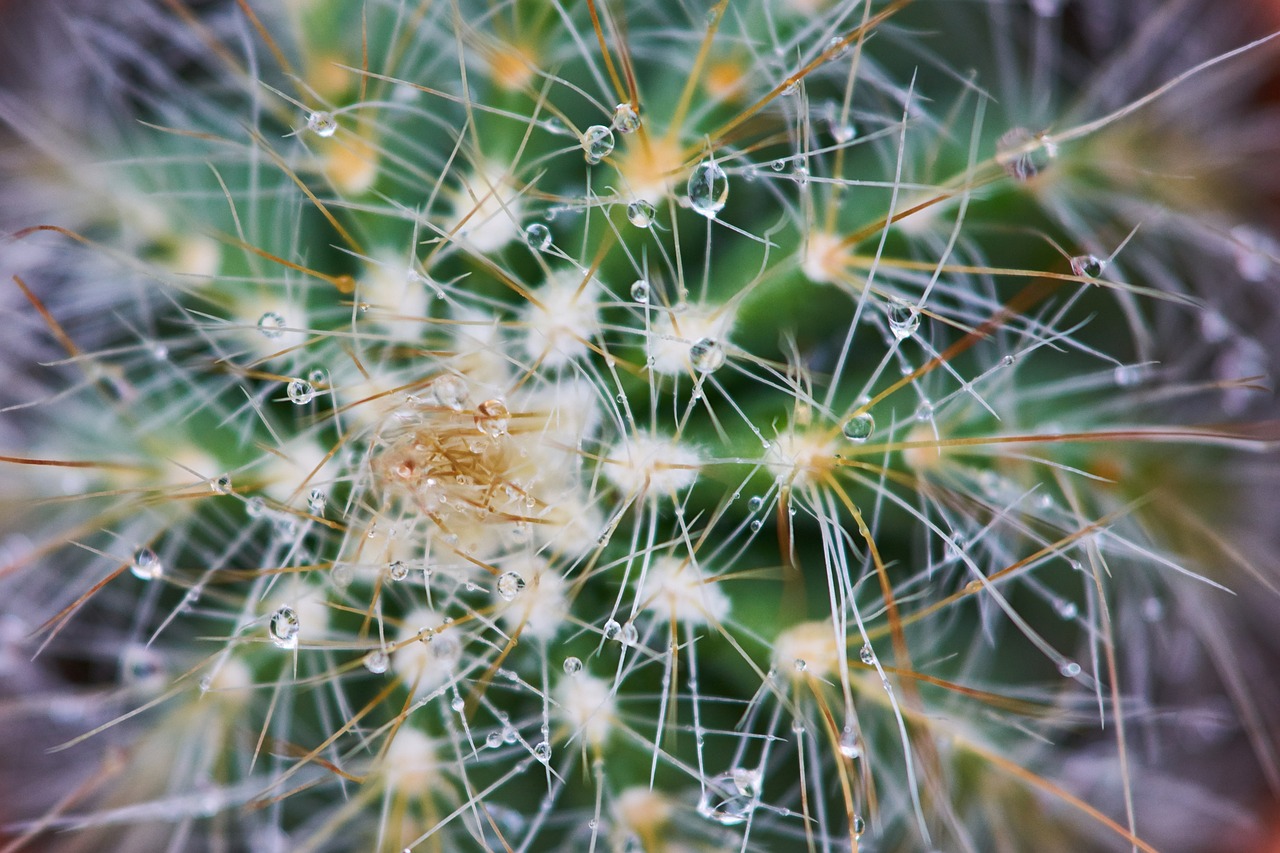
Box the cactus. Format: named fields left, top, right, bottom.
left=2, top=1, right=1278, bottom=851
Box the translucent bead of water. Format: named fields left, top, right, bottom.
left=688, top=160, right=729, bottom=218
left=582, top=125, right=615, bottom=164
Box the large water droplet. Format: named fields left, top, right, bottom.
left=1070, top=254, right=1105, bottom=279
left=859, top=643, right=875, bottom=665
left=475, top=398, right=510, bottom=437
left=887, top=299, right=920, bottom=339
left=388, top=560, right=408, bottom=582
left=630, top=280, right=650, bottom=303
left=563, top=656, right=583, bottom=676
left=533, top=740, right=552, bottom=762
left=621, top=621, right=639, bottom=646
left=626, top=200, right=655, bottom=228
left=612, top=103, right=640, bottom=133
left=269, top=606, right=300, bottom=649
left=747, top=495, right=764, bottom=512
left=525, top=223, right=552, bottom=251
left=697, top=770, right=758, bottom=826
left=496, top=571, right=526, bottom=601
left=996, top=127, right=1056, bottom=181
left=432, top=374, right=468, bottom=411
left=211, top=474, right=232, bottom=495
left=257, top=312, right=286, bottom=339
left=838, top=726, right=861, bottom=759
left=689, top=338, right=726, bottom=373
left=1059, top=661, right=1081, bottom=678
left=603, top=618, right=622, bottom=641
left=130, top=547, right=163, bottom=581
left=582, top=125, right=615, bottom=164
left=306, top=111, right=337, bottom=138
left=841, top=412, right=875, bottom=443
left=364, top=649, right=389, bottom=674
left=688, top=160, right=729, bottom=218
left=287, top=378, right=315, bottom=405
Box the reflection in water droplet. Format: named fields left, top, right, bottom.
left=688, top=160, right=729, bottom=218
left=582, top=125, right=615, bottom=164
left=269, top=607, right=300, bottom=649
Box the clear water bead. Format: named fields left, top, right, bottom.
left=130, top=547, right=163, bottom=581
left=211, top=474, right=232, bottom=494
left=307, top=489, right=326, bottom=515
left=306, top=110, right=337, bottom=137
left=887, top=299, right=920, bottom=339
left=433, top=374, right=467, bottom=410
left=269, top=606, right=300, bottom=649
left=697, top=770, right=757, bottom=826
left=1070, top=254, right=1106, bottom=278
left=841, top=412, right=875, bottom=443
left=388, top=560, right=408, bottom=582
left=859, top=643, right=875, bottom=665
left=611, top=103, right=640, bottom=133
left=825, top=35, right=852, bottom=60
left=854, top=815, right=866, bottom=838
left=626, top=200, right=655, bottom=228
left=524, top=223, right=552, bottom=251
left=496, top=571, right=526, bottom=601
left=996, top=127, right=1056, bottom=181
left=475, top=398, right=510, bottom=437
left=621, top=622, right=639, bottom=646
left=363, top=649, right=389, bottom=674
left=831, top=121, right=856, bottom=143
left=286, top=378, right=315, bottom=405
left=747, top=496, right=764, bottom=512
left=533, top=741, right=552, bottom=762
left=1060, top=661, right=1082, bottom=678
left=630, top=280, right=650, bottom=302
left=603, top=618, right=622, bottom=641
left=689, top=337, right=726, bottom=373
left=486, top=731, right=502, bottom=749
left=563, top=656, right=583, bottom=676
left=838, top=727, right=861, bottom=759
left=582, top=125, right=615, bottom=164
left=257, top=312, right=286, bottom=339
left=688, top=159, right=729, bottom=218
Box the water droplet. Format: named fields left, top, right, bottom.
left=496, top=571, right=526, bottom=601
left=433, top=374, right=467, bottom=410
left=996, top=127, right=1056, bottom=181
left=770, top=159, right=786, bottom=171
left=1070, top=254, right=1106, bottom=278
left=859, top=644, right=875, bottom=665
left=582, top=124, right=615, bottom=164
left=841, top=412, right=875, bottom=443
left=486, top=731, right=502, bottom=749
left=689, top=338, right=726, bottom=373
left=831, top=121, right=857, bottom=143
left=563, top=656, right=583, bottom=676
left=747, top=496, right=764, bottom=512
left=475, top=398, right=510, bottom=437
left=1001, top=354, right=1016, bottom=367
left=525, top=223, right=552, bottom=251
left=854, top=815, right=866, bottom=838
left=1113, top=364, right=1146, bottom=387
left=130, top=547, right=163, bottom=581
left=211, top=474, right=232, bottom=494
left=1056, top=599, right=1078, bottom=620
left=838, top=727, right=861, bottom=759
left=791, top=165, right=809, bottom=186
left=603, top=618, right=622, bottom=641
left=269, top=606, right=300, bottom=649
left=286, top=378, right=315, bottom=405
left=697, top=770, right=757, bottom=826
left=308, top=490, right=326, bottom=515
left=533, top=740, right=552, bottom=762
left=887, top=298, right=920, bottom=339
left=749, top=519, right=763, bottom=532
left=825, top=36, right=851, bottom=60
left=793, top=658, right=807, bottom=672
left=1059, top=661, right=1081, bottom=678
left=688, top=159, right=729, bottom=218
left=364, top=649, right=389, bottom=674
left=630, top=280, right=650, bottom=302
left=451, top=695, right=465, bottom=712
left=388, top=560, right=408, bottom=582
left=626, top=200, right=655, bottom=228
left=306, top=110, right=337, bottom=137
left=621, top=622, right=639, bottom=646
left=257, top=312, right=286, bottom=338
left=612, top=103, right=640, bottom=133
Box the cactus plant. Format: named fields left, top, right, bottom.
left=2, top=1, right=1279, bottom=851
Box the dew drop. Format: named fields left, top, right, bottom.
left=269, top=606, right=300, bottom=649
left=306, top=110, right=337, bottom=137
left=257, top=312, right=286, bottom=339
left=533, top=740, right=552, bottom=763
left=688, top=159, right=729, bottom=218
left=831, top=121, right=857, bottom=143
left=451, top=695, right=465, bottom=712
left=626, top=200, right=655, bottom=228
left=887, top=298, right=920, bottom=339
left=1056, top=599, right=1078, bottom=620
left=838, top=727, right=861, bottom=759
left=582, top=124, right=615, bottom=164
left=854, top=815, right=866, bottom=838
left=1060, top=661, right=1081, bottom=678
left=747, top=496, right=764, bottom=512
left=630, top=280, right=650, bottom=302
left=130, top=547, right=163, bottom=581
left=697, top=770, right=757, bottom=826
left=621, top=622, right=639, bottom=647
left=689, top=337, right=726, bottom=373
left=841, top=412, right=875, bottom=443
left=524, top=223, right=552, bottom=251
left=749, top=520, right=763, bottom=532
left=603, top=618, right=622, bottom=641
left=793, top=658, right=807, bottom=672
left=996, top=127, right=1056, bottom=181
left=563, top=656, right=583, bottom=676
left=825, top=35, right=852, bottom=60
left=308, top=490, right=326, bottom=515
left=388, top=560, right=408, bottom=582
left=475, top=398, right=510, bottom=437
left=770, top=159, right=786, bottom=172
left=496, top=571, right=526, bottom=601
left=859, top=644, right=875, bottom=665
left=611, top=103, right=640, bottom=133
left=211, top=474, right=232, bottom=494
left=364, top=649, right=389, bottom=674
left=432, top=374, right=468, bottom=411
left=1070, top=254, right=1106, bottom=279
left=486, top=731, right=502, bottom=749
left=287, top=378, right=315, bottom=405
